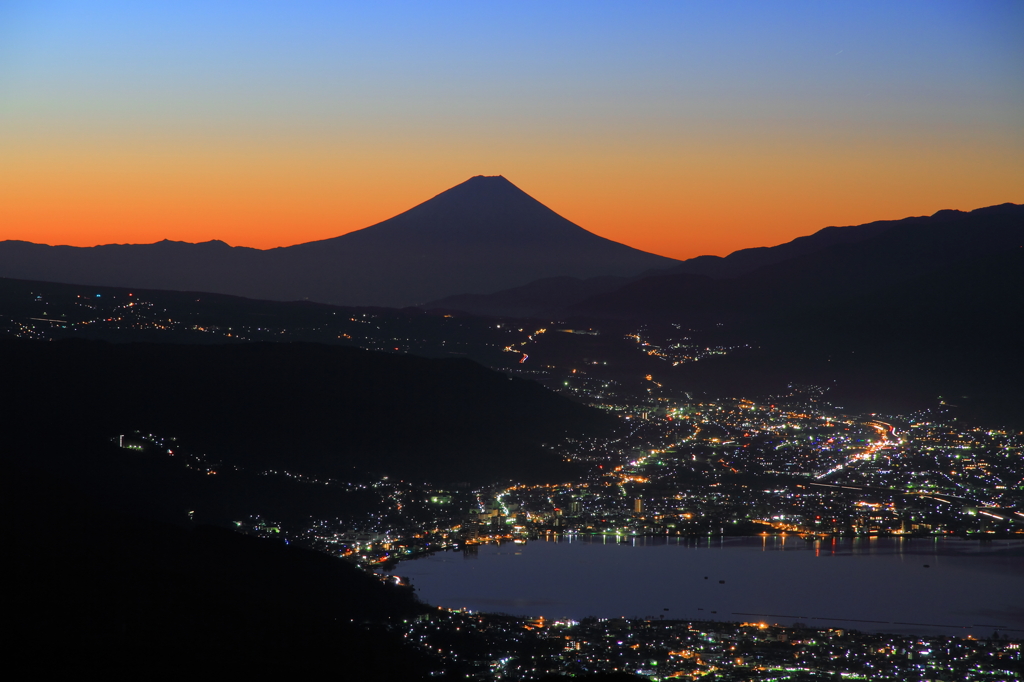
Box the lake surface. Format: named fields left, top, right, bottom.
left=385, top=535, right=1024, bottom=636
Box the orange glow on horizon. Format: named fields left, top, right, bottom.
left=1, top=134, right=1020, bottom=261
left=2, top=3, right=1021, bottom=263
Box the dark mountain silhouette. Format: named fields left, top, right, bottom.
left=415, top=202, right=1024, bottom=421
left=0, top=175, right=677, bottom=307
left=426, top=203, right=1023, bottom=319
left=426, top=274, right=634, bottom=318
left=668, top=247, right=1024, bottom=425
left=3, top=464, right=434, bottom=679
left=665, top=212, right=942, bottom=279
left=3, top=339, right=613, bottom=485
left=568, top=202, right=1023, bottom=323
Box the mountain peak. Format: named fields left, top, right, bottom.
left=0, top=175, right=679, bottom=307
left=363, top=175, right=560, bottom=240
left=435, top=174, right=529, bottom=203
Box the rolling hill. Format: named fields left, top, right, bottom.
left=3, top=339, right=614, bottom=485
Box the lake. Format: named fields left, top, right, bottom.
left=385, top=535, right=1024, bottom=637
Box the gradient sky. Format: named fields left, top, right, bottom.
left=2, top=1, right=1022, bottom=259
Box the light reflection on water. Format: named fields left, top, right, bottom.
left=386, top=536, right=1024, bottom=636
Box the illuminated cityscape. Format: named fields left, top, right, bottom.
left=5, top=262, right=1022, bottom=680
left=4, top=4, right=1022, bottom=678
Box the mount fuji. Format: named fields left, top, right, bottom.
left=0, top=176, right=677, bottom=308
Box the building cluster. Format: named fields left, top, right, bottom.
left=2, top=287, right=538, bottom=364
left=483, top=397, right=1023, bottom=542
left=117, top=386, right=1023, bottom=575
left=33, top=279, right=1019, bottom=679
left=389, top=610, right=1022, bottom=680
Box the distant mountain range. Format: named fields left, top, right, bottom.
left=4, top=176, right=1019, bottom=326
left=0, top=176, right=677, bottom=308
left=429, top=203, right=1024, bottom=320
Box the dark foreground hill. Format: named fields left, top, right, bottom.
left=3, top=339, right=613, bottom=485
left=3, top=464, right=434, bottom=679
left=0, top=176, right=677, bottom=307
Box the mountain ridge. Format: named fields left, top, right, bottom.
left=670, top=202, right=1023, bottom=279
left=3, top=338, right=613, bottom=484
left=0, top=176, right=677, bottom=307
left=427, top=202, right=1023, bottom=319
left=568, top=202, right=1023, bottom=322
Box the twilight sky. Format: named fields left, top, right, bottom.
left=1, top=1, right=1021, bottom=260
